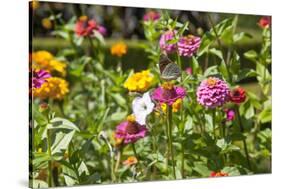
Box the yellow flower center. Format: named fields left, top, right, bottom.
left=126, top=114, right=136, bottom=123
left=172, top=99, right=182, bottom=112
left=161, top=82, right=174, bottom=90
left=79, top=15, right=88, bottom=21
left=207, top=77, right=217, bottom=87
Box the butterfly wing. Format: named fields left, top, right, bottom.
left=161, top=63, right=181, bottom=81
left=159, top=54, right=172, bottom=74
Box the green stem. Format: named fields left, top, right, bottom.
left=235, top=106, right=252, bottom=171
left=132, top=143, right=138, bottom=160
left=212, top=109, right=216, bottom=140
left=207, top=14, right=232, bottom=83
left=167, top=106, right=176, bottom=179
left=47, top=130, right=53, bottom=187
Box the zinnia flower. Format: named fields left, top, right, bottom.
left=224, top=109, right=235, bottom=121
left=110, top=41, right=127, bottom=57
left=258, top=16, right=271, bottom=29
left=33, top=77, right=69, bottom=100
left=210, top=171, right=229, bottom=177
left=185, top=67, right=192, bottom=75
left=152, top=82, right=186, bottom=106
left=123, top=156, right=138, bottom=166
left=97, top=25, right=107, bottom=36
left=132, top=92, right=155, bottom=125
left=32, top=51, right=67, bottom=77
left=41, top=18, right=52, bottom=30
left=32, top=69, right=51, bottom=89
left=196, top=77, right=230, bottom=108
left=115, top=115, right=148, bottom=144
left=124, top=70, right=154, bottom=92
left=143, top=10, right=160, bottom=21
left=177, top=35, right=201, bottom=57
left=75, top=16, right=98, bottom=37
left=159, top=30, right=177, bottom=54
left=230, top=86, right=246, bottom=104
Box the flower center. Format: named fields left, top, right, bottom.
left=207, top=77, right=217, bottom=87
left=126, top=114, right=136, bottom=122
left=125, top=122, right=139, bottom=134
left=161, top=82, right=174, bottom=90
left=79, top=15, right=88, bottom=21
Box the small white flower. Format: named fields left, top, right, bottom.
left=132, top=92, right=155, bottom=125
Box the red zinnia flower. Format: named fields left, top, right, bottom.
left=210, top=171, right=229, bottom=177
left=230, top=86, right=246, bottom=104
left=75, top=16, right=98, bottom=37
left=258, top=16, right=271, bottom=29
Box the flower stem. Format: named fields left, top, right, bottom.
left=167, top=106, right=176, bottom=179
left=235, top=106, right=252, bottom=171
left=47, top=130, right=53, bottom=187
left=212, top=109, right=216, bottom=140
left=132, top=143, right=139, bottom=160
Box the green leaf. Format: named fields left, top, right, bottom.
left=49, top=118, right=80, bottom=131
left=193, top=162, right=211, bottom=177
left=204, top=65, right=218, bottom=77
left=244, top=50, right=257, bottom=62
left=51, top=130, right=76, bottom=156
left=31, top=180, right=48, bottom=188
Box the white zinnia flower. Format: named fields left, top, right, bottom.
left=132, top=92, right=155, bottom=125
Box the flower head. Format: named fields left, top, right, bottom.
left=224, top=109, right=235, bottom=121
left=152, top=82, right=186, bottom=106
left=75, top=16, right=98, bottom=37
left=31, top=0, right=39, bottom=10
left=115, top=115, right=148, bottom=144
left=42, top=18, right=52, bottom=30
left=172, top=98, right=183, bottom=113
left=110, top=41, right=127, bottom=57
left=196, top=77, right=230, bottom=108
left=124, top=70, right=154, bottom=92
left=258, top=16, right=271, bottom=29
left=185, top=67, right=192, bottom=75
left=123, top=156, right=138, bottom=166
left=132, top=92, right=155, bottom=125
left=177, top=35, right=201, bottom=57
left=97, top=25, right=107, bottom=36
left=143, top=11, right=160, bottom=22
left=33, top=77, right=69, bottom=100
left=230, top=86, right=246, bottom=104
left=32, top=51, right=66, bottom=77
left=32, top=69, right=51, bottom=89
left=159, top=30, right=177, bottom=54
left=210, top=171, right=229, bottom=177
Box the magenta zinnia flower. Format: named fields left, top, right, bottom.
left=32, top=69, right=51, bottom=89
left=224, top=109, right=235, bottom=121
left=115, top=115, right=148, bottom=144
left=97, top=25, right=107, bottom=36
left=196, top=77, right=230, bottom=108
left=152, top=82, right=186, bottom=106
left=143, top=11, right=160, bottom=21
left=159, top=30, right=177, bottom=54
left=177, top=35, right=201, bottom=57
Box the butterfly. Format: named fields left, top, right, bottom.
left=159, top=54, right=181, bottom=81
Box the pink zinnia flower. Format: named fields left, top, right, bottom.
left=185, top=67, right=192, bottom=75
left=97, top=25, right=107, bottom=36
left=196, top=77, right=230, bottom=108
left=258, top=16, right=271, bottom=29
left=32, top=69, right=51, bottom=89
left=143, top=11, right=160, bottom=22
left=224, top=109, right=235, bottom=121
left=177, top=35, right=201, bottom=57
left=115, top=115, right=148, bottom=144
left=159, top=30, right=177, bottom=54
left=152, top=82, right=186, bottom=106
left=75, top=16, right=98, bottom=37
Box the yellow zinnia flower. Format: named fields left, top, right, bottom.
left=124, top=70, right=154, bottom=92
left=32, top=51, right=66, bottom=77
left=33, top=77, right=69, bottom=100
left=110, top=42, right=127, bottom=57
left=42, top=18, right=52, bottom=30
left=172, top=98, right=182, bottom=112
